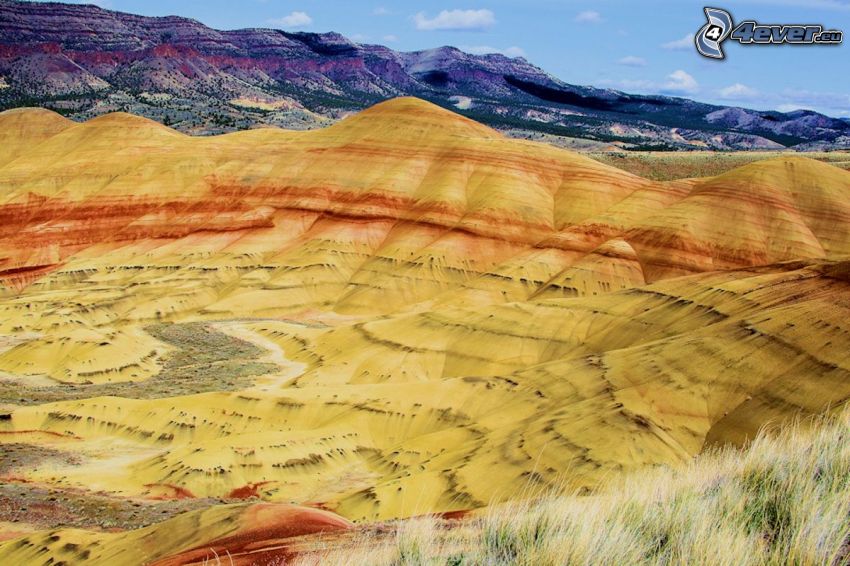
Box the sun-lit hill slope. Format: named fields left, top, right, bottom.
left=2, top=99, right=847, bottom=299
left=0, top=502, right=352, bottom=566
left=624, top=158, right=850, bottom=280
left=292, top=406, right=850, bottom=566
left=4, top=258, right=849, bottom=524
left=1, top=372, right=847, bottom=566
left=0, top=107, right=74, bottom=168
left=0, top=98, right=849, bottom=553
left=0, top=100, right=847, bottom=379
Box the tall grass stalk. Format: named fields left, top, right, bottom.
left=296, top=406, right=850, bottom=565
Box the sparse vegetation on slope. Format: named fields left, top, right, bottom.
left=294, top=405, right=850, bottom=566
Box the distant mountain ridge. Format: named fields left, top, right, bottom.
left=1, top=0, right=848, bottom=150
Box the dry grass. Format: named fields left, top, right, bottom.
left=296, top=406, right=850, bottom=565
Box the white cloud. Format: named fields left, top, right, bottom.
left=501, top=46, right=526, bottom=58
left=383, top=34, right=399, bottom=43
left=718, top=83, right=759, bottom=100
left=777, top=103, right=814, bottom=113
left=776, top=89, right=850, bottom=114
left=351, top=33, right=370, bottom=42
left=414, top=9, right=496, bottom=31
left=598, top=70, right=698, bottom=96
left=574, top=10, right=603, bottom=23
left=707, top=88, right=850, bottom=116
left=662, top=70, right=699, bottom=95
left=373, top=7, right=390, bottom=16
left=463, top=45, right=526, bottom=58
left=617, top=55, right=647, bottom=67
left=601, top=77, right=849, bottom=117
left=662, top=33, right=695, bottom=50
left=269, top=11, right=313, bottom=28
left=597, top=78, right=656, bottom=92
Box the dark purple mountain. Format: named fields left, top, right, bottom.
left=1, top=0, right=847, bottom=149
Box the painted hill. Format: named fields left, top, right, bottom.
left=0, top=98, right=849, bottom=562
left=0, top=502, right=353, bottom=565
left=1, top=0, right=849, bottom=149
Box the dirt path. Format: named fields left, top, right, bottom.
left=214, top=322, right=307, bottom=391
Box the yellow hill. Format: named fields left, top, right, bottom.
left=0, top=502, right=351, bottom=565
left=0, top=98, right=848, bottom=561
left=324, top=96, right=501, bottom=142
left=0, top=107, right=74, bottom=168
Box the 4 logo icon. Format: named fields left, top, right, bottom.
left=695, top=7, right=843, bottom=60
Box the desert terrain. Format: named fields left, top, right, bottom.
left=0, top=97, right=848, bottom=564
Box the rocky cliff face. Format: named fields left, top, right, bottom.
left=1, top=0, right=848, bottom=149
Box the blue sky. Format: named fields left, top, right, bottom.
left=41, top=0, right=850, bottom=116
